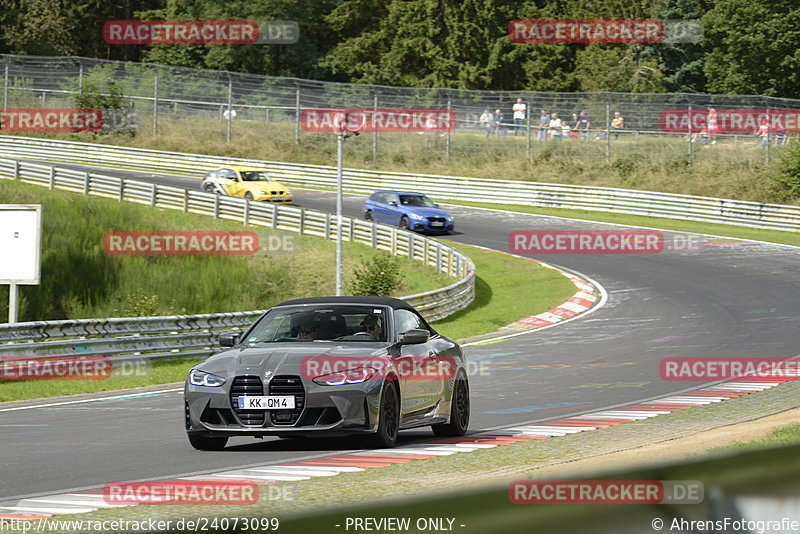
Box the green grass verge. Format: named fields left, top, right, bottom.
left=0, top=358, right=199, bottom=403
left=710, top=423, right=800, bottom=453
left=432, top=242, right=576, bottom=341
left=0, top=179, right=452, bottom=321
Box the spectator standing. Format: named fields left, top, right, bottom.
left=707, top=108, right=720, bottom=144
left=549, top=112, right=562, bottom=141
left=570, top=113, right=579, bottom=138
left=479, top=109, right=494, bottom=137
left=611, top=111, right=624, bottom=139
left=420, top=114, right=438, bottom=147
left=578, top=111, right=592, bottom=141
left=755, top=118, right=770, bottom=148
left=512, top=98, right=526, bottom=136
left=494, top=109, right=505, bottom=136
left=538, top=109, right=550, bottom=141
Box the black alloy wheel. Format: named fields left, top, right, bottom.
left=432, top=373, right=469, bottom=437
left=369, top=380, right=400, bottom=447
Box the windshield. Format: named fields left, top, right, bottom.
left=399, top=195, right=436, bottom=208
left=239, top=171, right=272, bottom=182
left=244, top=305, right=390, bottom=343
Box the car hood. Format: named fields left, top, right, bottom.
left=405, top=206, right=452, bottom=218
left=194, top=343, right=389, bottom=379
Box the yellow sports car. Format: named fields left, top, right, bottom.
left=201, top=166, right=293, bottom=203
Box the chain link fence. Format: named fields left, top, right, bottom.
left=2, top=54, right=799, bottom=165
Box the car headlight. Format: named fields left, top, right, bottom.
left=313, top=367, right=377, bottom=386
left=189, top=369, right=226, bottom=387
left=253, top=190, right=268, bottom=195
left=446, top=216, right=454, bottom=221
left=410, top=213, right=426, bottom=220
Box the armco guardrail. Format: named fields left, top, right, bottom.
left=2, top=135, right=799, bottom=232
left=0, top=158, right=475, bottom=362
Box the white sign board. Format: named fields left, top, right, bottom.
left=0, top=204, right=42, bottom=284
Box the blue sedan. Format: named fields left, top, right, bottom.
left=364, top=191, right=455, bottom=234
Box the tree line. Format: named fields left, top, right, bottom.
left=1, top=0, right=799, bottom=98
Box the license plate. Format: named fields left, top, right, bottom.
left=271, top=196, right=284, bottom=200
left=237, top=396, right=295, bottom=410
left=431, top=222, right=444, bottom=227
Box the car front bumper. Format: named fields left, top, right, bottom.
left=411, top=221, right=454, bottom=233
left=253, top=193, right=293, bottom=203
left=185, top=379, right=382, bottom=438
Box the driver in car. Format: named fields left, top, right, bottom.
left=359, top=314, right=383, bottom=339
left=295, top=315, right=320, bottom=340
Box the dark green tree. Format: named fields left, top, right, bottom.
left=637, top=0, right=709, bottom=93
left=0, top=0, right=81, bottom=55
left=0, top=0, right=162, bottom=61
left=575, top=45, right=665, bottom=93
left=703, top=0, right=800, bottom=97
left=137, top=0, right=342, bottom=79
left=323, top=0, right=579, bottom=90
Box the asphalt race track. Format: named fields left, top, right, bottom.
left=2, top=162, right=800, bottom=502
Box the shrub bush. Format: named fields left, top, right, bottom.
left=350, top=253, right=404, bottom=296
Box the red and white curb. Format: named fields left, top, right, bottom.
left=2, top=376, right=794, bottom=519
left=459, top=246, right=606, bottom=347
left=514, top=262, right=600, bottom=328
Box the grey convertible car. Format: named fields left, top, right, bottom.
left=184, top=296, right=469, bottom=450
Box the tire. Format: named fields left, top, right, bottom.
left=368, top=381, right=400, bottom=448
left=432, top=373, right=470, bottom=437
left=188, top=433, right=228, bottom=451
left=245, top=192, right=254, bottom=201
left=399, top=215, right=410, bottom=230
left=364, top=210, right=373, bottom=221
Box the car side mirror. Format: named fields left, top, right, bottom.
left=388, top=201, right=398, bottom=206
left=434, top=203, right=440, bottom=208
left=400, top=329, right=429, bottom=345
left=219, top=331, right=240, bottom=347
